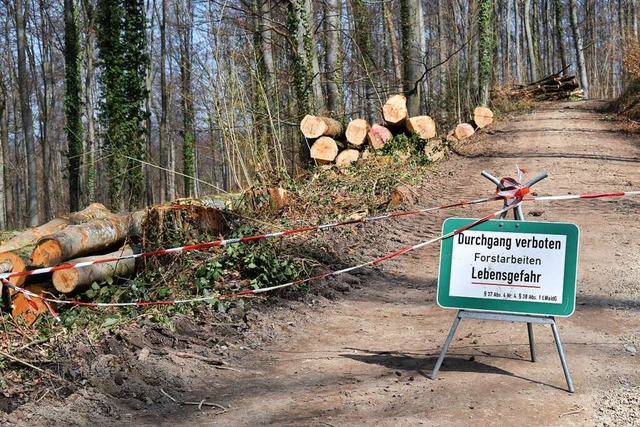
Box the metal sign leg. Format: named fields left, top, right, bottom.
left=429, top=311, right=462, bottom=380
left=430, top=311, right=574, bottom=392
left=550, top=320, right=575, bottom=393
left=527, top=322, right=536, bottom=362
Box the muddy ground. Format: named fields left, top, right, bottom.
left=2, top=100, right=639, bottom=426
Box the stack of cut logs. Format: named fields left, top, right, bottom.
left=301, top=94, right=444, bottom=167
left=505, top=70, right=584, bottom=100
left=0, top=202, right=234, bottom=323
left=0, top=203, right=142, bottom=322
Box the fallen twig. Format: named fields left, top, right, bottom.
left=559, top=408, right=583, bottom=418
left=184, top=400, right=227, bottom=413
left=160, top=388, right=177, bottom=403
left=171, top=350, right=227, bottom=366
left=0, top=349, right=70, bottom=384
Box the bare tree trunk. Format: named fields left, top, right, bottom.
left=351, top=0, right=376, bottom=122
left=304, top=0, right=323, bottom=112
left=515, top=0, right=522, bottom=82
left=400, top=0, right=425, bottom=116
left=524, top=0, right=538, bottom=82
left=157, top=0, right=167, bottom=203
left=14, top=0, right=39, bottom=227
left=553, top=0, right=567, bottom=73
left=176, top=0, right=195, bottom=198
left=569, top=0, right=589, bottom=97
left=0, top=83, right=7, bottom=229
left=81, top=0, right=97, bottom=205
left=324, top=0, right=344, bottom=117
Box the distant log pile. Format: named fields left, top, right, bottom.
left=301, top=94, right=446, bottom=167
left=506, top=70, right=584, bottom=100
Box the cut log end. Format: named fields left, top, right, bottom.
left=367, top=124, right=393, bottom=150
left=300, top=115, right=343, bottom=139
left=0, top=252, right=27, bottom=287
left=383, top=94, right=408, bottom=125
left=473, top=107, right=494, bottom=129
left=310, top=136, right=339, bottom=163
left=454, top=123, right=475, bottom=140
left=406, top=116, right=436, bottom=140
left=335, top=149, right=360, bottom=168
left=52, top=269, right=80, bottom=294
left=30, top=239, right=64, bottom=268
left=345, top=119, right=370, bottom=146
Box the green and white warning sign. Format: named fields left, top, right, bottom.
left=438, top=218, right=579, bottom=317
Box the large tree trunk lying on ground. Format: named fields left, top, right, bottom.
left=367, top=124, right=393, bottom=150
left=300, top=115, right=344, bottom=139
left=406, top=116, right=436, bottom=140
left=0, top=203, right=111, bottom=253
left=310, top=136, right=340, bottom=163
left=52, top=245, right=138, bottom=294
left=31, top=215, right=131, bottom=267
left=383, top=94, right=408, bottom=125
left=345, top=119, right=369, bottom=147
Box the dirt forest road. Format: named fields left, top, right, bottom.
left=4, top=100, right=640, bottom=427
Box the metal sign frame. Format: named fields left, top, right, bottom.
left=430, top=170, right=577, bottom=393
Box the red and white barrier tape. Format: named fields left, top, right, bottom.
left=0, top=195, right=506, bottom=282
left=0, top=202, right=522, bottom=315
left=0, top=189, right=638, bottom=284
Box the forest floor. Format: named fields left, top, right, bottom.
left=2, top=100, right=640, bottom=426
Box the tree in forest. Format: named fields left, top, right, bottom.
left=351, top=0, right=376, bottom=122
left=96, top=0, right=149, bottom=211
left=13, top=0, right=39, bottom=226
left=553, top=0, right=568, bottom=73
left=323, top=0, right=343, bottom=118
left=65, top=0, right=83, bottom=212
left=400, top=0, right=426, bottom=116
left=569, top=0, right=589, bottom=97
left=176, top=0, right=195, bottom=198
left=477, top=0, right=495, bottom=106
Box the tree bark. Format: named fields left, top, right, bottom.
left=400, top=0, right=425, bottom=115
left=0, top=203, right=112, bottom=254
left=324, top=0, right=343, bottom=117
left=524, top=0, right=538, bottom=82
left=81, top=0, right=97, bottom=204
left=477, top=0, right=495, bottom=106
left=553, top=0, right=568, bottom=73
left=65, top=0, right=83, bottom=212
left=52, top=245, right=137, bottom=293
